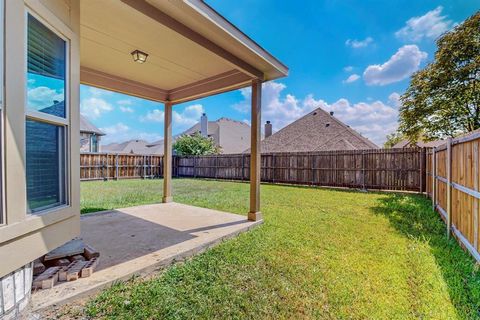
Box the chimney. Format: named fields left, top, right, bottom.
left=265, top=120, right=273, bottom=138
left=200, top=113, right=208, bottom=137
left=330, top=111, right=334, bottom=116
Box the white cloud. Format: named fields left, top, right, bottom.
left=119, top=106, right=134, bottom=113
left=172, top=104, right=205, bottom=128
left=141, top=104, right=205, bottom=129
left=101, top=122, right=130, bottom=136
left=363, top=45, right=427, bottom=86
left=343, top=74, right=360, bottom=84
left=343, top=66, right=354, bottom=72
left=231, top=81, right=400, bottom=145
left=88, top=87, right=112, bottom=97
left=27, top=86, right=64, bottom=109
left=117, top=99, right=132, bottom=106
left=388, top=92, right=401, bottom=107
left=141, top=109, right=164, bottom=123
left=100, top=122, right=162, bottom=145
left=345, top=37, right=374, bottom=48
left=80, top=97, right=113, bottom=119
left=395, top=6, right=454, bottom=42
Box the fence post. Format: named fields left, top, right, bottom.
left=272, top=154, right=275, bottom=184
left=194, top=157, right=197, bottom=178
left=115, top=154, right=119, bottom=180
left=419, top=148, right=424, bottom=194
left=361, top=151, right=366, bottom=190
left=432, top=147, right=436, bottom=211
left=241, top=154, right=245, bottom=181
left=446, top=137, right=453, bottom=238
left=474, top=141, right=479, bottom=250
left=102, top=154, right=106, bottom=181
left=310, top=153, right=314, bottom=186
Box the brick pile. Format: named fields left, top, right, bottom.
left=32, top=239, right=100, bottom=290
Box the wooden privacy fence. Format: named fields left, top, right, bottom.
left=176, top=149, right=425, bottom=191
left=81, top=148, right=426, bottom=192
left=80, top=153, right=163, bottom=180
left=426, top=132, right=480, bottom=262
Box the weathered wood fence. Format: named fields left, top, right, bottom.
left=426, top=131, right=480, bottom=262
left=81, top=148, right=426, bottom=192
left=80, top=153, right=163, bottom=180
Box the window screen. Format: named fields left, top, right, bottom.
left=27, top=14, right=66, bottom=118
left=26, top=120, right=66, bottom=212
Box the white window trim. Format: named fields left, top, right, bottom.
left=24, top=9, right=70, bottom=216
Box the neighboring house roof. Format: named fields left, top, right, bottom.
left=146, top=117, right=251, bottom=155
left=80, top=115, right=105, bottom=136
left=254, top=107, right=378, bottom=153
left=103, top=139, right=150, bottom=154
left=392, top=139, right=445, bottom=149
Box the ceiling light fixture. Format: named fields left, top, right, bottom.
left=131, top=50, right=148, bottom=63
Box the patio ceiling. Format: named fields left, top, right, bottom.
left=79, top=0, right=288, bottom=104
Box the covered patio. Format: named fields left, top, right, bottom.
left=29, top=0, right=286, bottom=311
left=79, top=0, right=288, bottom=221
left=31, top=202, right=261, bottom=310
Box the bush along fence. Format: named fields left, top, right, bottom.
left=81, top=148, right=426, bottom=192
left=426, top=131, right=480, bottom=262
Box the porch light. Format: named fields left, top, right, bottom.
left=131, top=50, right=148, bottom=63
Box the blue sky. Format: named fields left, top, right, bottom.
left=76, top=1, right=478, bottom=146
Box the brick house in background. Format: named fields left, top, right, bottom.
left=103, top=114, right=251, bottom=155
left=80, top=115, right=105, bottom=153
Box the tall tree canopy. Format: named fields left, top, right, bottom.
left=173, top=132, right=221, bottom=156
left=399, top=11, right=480, bottom=141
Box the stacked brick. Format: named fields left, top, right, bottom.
left=32, top=239, right=100, bottom=290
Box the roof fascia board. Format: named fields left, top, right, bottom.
left=121, top=0, right=264, bottom=80
left=168, top=69, right=252, bottom=104
left=184, top=0, right=288, bottom=77
left=80, top=67, right=169, bottom=103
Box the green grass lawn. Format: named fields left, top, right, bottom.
left=80, top=179, right=480, bottom=319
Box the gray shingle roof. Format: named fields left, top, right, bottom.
left=80, top=115, right=105, bottom=136
left=257, top=107, right=378, bottom=153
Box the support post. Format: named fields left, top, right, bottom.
left=446, top=137, right=453, bottom=238
left=248, top=79, right=262, bottom=221
left=163, top=102, right=173, bottom=203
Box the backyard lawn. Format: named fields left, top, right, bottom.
left=79, top=179, right=480, bottom=319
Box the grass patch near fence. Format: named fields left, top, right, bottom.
left=81, top=179, right=480, bottom=319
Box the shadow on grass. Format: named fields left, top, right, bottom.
left=371, top=193, right=480, bottom=319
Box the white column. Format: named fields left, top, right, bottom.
left=163, top=102, right=173, bottom=203
left=248, top=79, right=262, bottom=221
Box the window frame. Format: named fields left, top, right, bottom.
left=24, top=9, right=70, bottom=215
left=0, top=0, right=4, bottom=225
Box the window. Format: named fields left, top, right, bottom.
left=26, top=13, right=68, bottom=214
left=91, top=134, right=98, bottom=153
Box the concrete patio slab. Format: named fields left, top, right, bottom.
left=30, top=203, right=262, bottom=311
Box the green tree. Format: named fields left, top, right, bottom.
left=399, top=11, right=480, bottom=141
left=173, top=132, right=221, bottom=156
left=384, top=132, right=404, bottom=148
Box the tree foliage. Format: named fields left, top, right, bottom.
left=384, top=132, right=404, bottom=148
left=399, top=11, right=480, bottom=141
left=173, top=132, right=221, bottom=156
